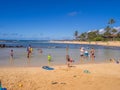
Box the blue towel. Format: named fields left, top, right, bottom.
left=0, top=88, right=7, bottom=90
left=42, top=66, right=54, bottom=70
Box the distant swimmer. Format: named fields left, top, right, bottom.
left=38, top=48, right=43, bottom=54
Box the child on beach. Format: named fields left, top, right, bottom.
left=66, top=55, right=74, bottom=67
left=48, top=54, right=52, bottom=65
left=84, top=49, right=89, bottom=60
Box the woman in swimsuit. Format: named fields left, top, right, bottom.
left=90, top=48, right=95, bottom=62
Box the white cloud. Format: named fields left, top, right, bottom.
left=114, top=26, right=120, bottom=32
left=98, top=26, right=120, bottom=34
left=68, top=11, right=78, bottom=16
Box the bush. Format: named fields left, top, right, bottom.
left=94, top=36, right=104, bottom=41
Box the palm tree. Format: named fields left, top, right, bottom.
left=108, top=18, right=115, bottom=25
left=74, top=30, right=78, bottom=40
left=104, top=26, right=111, bottom=39
left=108, top=19, right=116, bottom=41
left=104, top=18, right=116, bottom=41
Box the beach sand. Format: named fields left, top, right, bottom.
left=50, top=40, right=120, bottom=47
left=0, top=63, right=120, bottom=90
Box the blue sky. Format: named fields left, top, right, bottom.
left=0, top=0, right=120, bottom=40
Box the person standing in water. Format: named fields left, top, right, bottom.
left=90, top=48, right=95, bottom=62
left=10, top=49, right=14, bottom=64
left=80, top=47, right=84, bottom=63
left=66, top=45, right=69, bottom=55
left=27, top=45, right=33, bottom=58
left=26, top=45, right=33, bottom=65
left=84, top=49, right=89, bottom=60
left=48, top=54, right=52, bottom=65
left=66, top=54, right=70, bottom=67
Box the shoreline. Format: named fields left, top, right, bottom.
left=0, top=63, right=120, bottom=90
left=50, top=40, right=120, bottom=47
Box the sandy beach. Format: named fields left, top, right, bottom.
left=0, top=63, right=120, bottom=90
left=50, top=40, right=120, bottom=47
left=0, top=41, right=120, bottom=90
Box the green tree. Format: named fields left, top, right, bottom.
left=87, top=31, right=97, bottom=41
left=94, top=36, right=104, bottom=41
left=111, top=28, right=117, bottom=34
left=117, top=32, right=120, bottom=40
left=104, top=25, right=111, bottom=38
left=79, top=32, right=87, bottom=41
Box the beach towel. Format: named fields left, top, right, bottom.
left=42, top=66, right=54, bottom=70
left=0, top=88, right=7, bottom=90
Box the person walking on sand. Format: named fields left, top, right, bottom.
left=90, top=48, right=95, bottom=62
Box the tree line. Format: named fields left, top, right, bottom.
left=74, top=19, right=120, bottom=41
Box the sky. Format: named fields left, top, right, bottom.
left=0, top=0, right=120, bottom=40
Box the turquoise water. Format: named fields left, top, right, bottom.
left=0, top=40, right=120, bottom=67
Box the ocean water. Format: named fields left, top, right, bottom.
left=0, top=40, right=120, bottom=67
